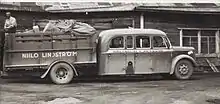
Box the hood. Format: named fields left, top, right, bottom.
left=172, top=46, right=195, bottom=51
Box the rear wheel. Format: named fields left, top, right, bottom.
left=174, top=60, right=193, bottom=80
left=50, top=63, right=74, bottom=84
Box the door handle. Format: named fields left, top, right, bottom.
left=135, top=53, right=138, bottom=57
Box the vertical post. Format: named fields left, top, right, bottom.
left=215, top=30, right=220, bottom=53
left=132, top=18, right=135, bottom=28
left=207, top=37, right=210, bottom=54
left=140, top=13, right=144, bottom=29
left=180, top=29, right=183, bottom=47
left=198, top=30, right=201, bottom=54
left=0, top=31, right=4, bottom=71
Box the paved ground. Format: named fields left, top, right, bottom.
left=1, top=73, right=220, bottom=104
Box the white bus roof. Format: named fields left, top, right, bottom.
left=99, top=28, right=167, bottom=38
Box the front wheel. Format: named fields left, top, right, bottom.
left=174, top=60, right=193, bottom=80
left=50, top=63, right=74, bottom=84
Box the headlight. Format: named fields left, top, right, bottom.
left=188, top=51, right=193, bottom=55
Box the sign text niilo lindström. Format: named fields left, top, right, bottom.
left=21, top=51, right=77, bottom=59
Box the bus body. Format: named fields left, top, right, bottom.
left=1, top=29, right=197, bottom=84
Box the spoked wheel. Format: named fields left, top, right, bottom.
left=50, top=63, right=74, bottom=84
left=174, top=59, right=193, bottom=80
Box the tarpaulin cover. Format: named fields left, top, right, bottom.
left=43, top=20, right=96, bottom=35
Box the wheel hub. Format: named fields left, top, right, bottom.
left=56, top=68, right=67, bottom=78
left=58, top=71, right=65, bottom=77
left=179, top=64, right=189, bottom=75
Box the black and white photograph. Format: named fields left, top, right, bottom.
left=0, top=1, right=220, bottom=104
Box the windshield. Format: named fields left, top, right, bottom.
left=164, top=36, right=171, bottom=48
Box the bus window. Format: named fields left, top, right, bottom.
left=136, top=36, right=150, bottom=48
left=153, top=36, right=166, bottom=48
left=127, top=36, right=133, bottom=48
left=109, top=36, right=124, bottom=48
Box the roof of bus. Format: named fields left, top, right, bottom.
left=99, top=28, right=167, bottom=38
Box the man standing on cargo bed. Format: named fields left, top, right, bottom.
left=4, top=12, right=17, bottom=33
left=0, top=12, right=17, bottom=75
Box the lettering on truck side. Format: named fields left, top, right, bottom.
left=21, top=51, right=78, bottom=59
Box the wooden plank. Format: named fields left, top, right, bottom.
left=6, top=47, right=95, bottom=53
left=140, top=13, right=144, bottom=29
left=180, top=29, right=183, bottom=47
left=5, top=64, right=48, bottom=68
left=196, top=54, right=219, bottom=58
left=216, top=30, right=220, bottom=53
left=93, top=23, right=113, bottom=29
left=12, top=32, right=92, bottom=37
left=15, top=37, right=87, bottom=41
left=198, top=30, right=201, bottom=54
left=178, top=28, right=220, bottom=30
left=205, top=58, right=219, bottom=72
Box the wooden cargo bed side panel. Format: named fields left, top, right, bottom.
left=5, top=35, right=42, bottom=65
left=8, top=52, right=40, bottom=65
left=4, top=33, right=95, bottom=67
left=12, top=42, right=41, bottom=50
left=77, top=39, right=90, bottom=47
left=38, top=49, right=95, bottom=65
left=39, top=53, right=77, bottom=65
left=53, top=42, right=75, bottom=49
left=76, top=50, right=94, bottom=62
left=11, top=33, right=53, bottom=50
left=41, top=41, right=52, bottom=49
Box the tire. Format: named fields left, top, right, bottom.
left=174, top=59, right=193, bottom=80
left=49, top=62, right=74, bottom=84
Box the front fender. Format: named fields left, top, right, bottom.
left=170, top=54, right=197, bottom=74
left=40, top=60, right=78, bottom=78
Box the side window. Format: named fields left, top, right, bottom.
left=109, top=36, right=124, bottom=48
left=127, top=36, right=133, bottom=48
left=136, top=36, right=150, bottom=48
left=153, top=36, right=166, bottom=47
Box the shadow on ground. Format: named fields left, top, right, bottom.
left=1, top=73, right=220, bottom=84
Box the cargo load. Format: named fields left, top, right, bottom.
left=43, top=20, right=96, bottom=35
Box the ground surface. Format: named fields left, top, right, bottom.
left=1, top=73, right=220, bottom=104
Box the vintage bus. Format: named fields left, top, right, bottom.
left=1, top=29, right=197, bottom=84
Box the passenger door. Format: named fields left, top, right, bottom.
left=134, top=35, right=153, bottom=74
left=124, top=36, right=135, bottom=74
left=151, top=36, right=172, bottom=73
left=106, top=36, right=126, bottom=75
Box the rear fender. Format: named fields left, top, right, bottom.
left=40, top=60, right=78, bottom=78
left=170, top=54, right=197, bottom=74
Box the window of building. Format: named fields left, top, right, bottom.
left=180, top=29, right=218, bottom=54
left=182, top=30, right=198, bottom=53
left=201, top=30, right=216, bottom=54
left=109, top=36, right=124, bottom=48
left=126, top=36, right=133, bottom=48
left=136, top=36, right=150, bottom=48
left=153, top=36, right=166, bottom=48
